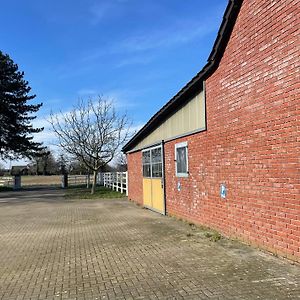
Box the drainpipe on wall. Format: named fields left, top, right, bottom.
left=161, top=140, right=167, bottom=215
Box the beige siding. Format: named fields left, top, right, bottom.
left=133, top=91, right=205, bottom=151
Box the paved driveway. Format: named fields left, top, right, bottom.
left=0, top=188, right=299, bottom=300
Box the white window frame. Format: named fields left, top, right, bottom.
left=175, top=141, right=188, bottom=177
left=142, top=149, right=152, bottom=178
left=142, top=145, right=162, bottom=178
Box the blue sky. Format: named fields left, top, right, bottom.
left=1, top=0, right=227, bottom=162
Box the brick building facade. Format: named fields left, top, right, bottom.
left=123, top=0, right=300, bottom=262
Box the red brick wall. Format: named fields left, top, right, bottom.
left=165, top=0, right=299, bottom=261
left=127, top=151, right=143, bottom=205
left=127, top=0, right=299, bottom=261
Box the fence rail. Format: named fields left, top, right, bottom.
left=0, top=176, right=14, bottom=187
left=0, top=173, right=128, bottom=194
left=103, top=172, right=128, bottom=195
left=67, top=175, right=90, bottom=186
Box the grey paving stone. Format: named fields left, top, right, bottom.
left=0, top=188, right=299, bottom=300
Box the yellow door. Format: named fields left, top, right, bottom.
left=143, top=178, right=152, bottom=208
left=151, top=178, right=164, bottom=213
left=142, top=146, right=165, bottom=215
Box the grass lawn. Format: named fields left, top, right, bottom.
left=22, top=175, right=61, bottom=186
left=65, top=186, right=126, bottom=199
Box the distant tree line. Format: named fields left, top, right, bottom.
left=0, top=149, right=127, bottom=176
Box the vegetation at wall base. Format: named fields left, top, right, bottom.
left=169, top=217, right=224, bottom=243
left=204, top=231, right=222, bottom=242
left=187, top=222, right=223, bottom=242
left=65, top=186, right=125, bottom=199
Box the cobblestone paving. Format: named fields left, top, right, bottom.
left=0, top=188, right=299, bottom=300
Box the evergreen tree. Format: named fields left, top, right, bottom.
left=0, top=51, right=44, bottom=158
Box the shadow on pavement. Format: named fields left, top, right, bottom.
left=0, top=186, right=67, bottom=205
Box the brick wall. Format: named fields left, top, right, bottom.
left=127, top=151, right=143, bottom=205
left=165, top=0, right=299, bottom=261
left=127, top=0, right=299, bottom=261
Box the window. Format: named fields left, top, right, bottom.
left=142, top=146, right=162, bottom=178
left=142, top=150, right=151, bottom=177
left=175, top=142, right=188, bottom=177
left=151, top=147, right=162, bottom=178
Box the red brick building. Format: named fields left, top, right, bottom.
left=123, top=0, right=300, bottom=262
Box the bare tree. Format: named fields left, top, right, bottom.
left=116, top=153, right=127, bottom=172
left=50, top=97, right=131, bottom=194
left=30, top=147, right=58, bottom=175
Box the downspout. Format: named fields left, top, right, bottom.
left=161, top=140, right=167, bottom=215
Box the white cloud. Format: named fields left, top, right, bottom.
left=74, top=88, right=145, bottom=111
left=80, top=18, right=218, bottom=68
left=118, top=23, right=216, bottom=53
left=30, top=89, right=143, bottom=148
left=33, top=130, right=57, bottom=144
left=89, top=2, right=113, bottom=24
left=31, top=118, right=50, bottom=130
left=31, top=117, right=59, bottom=148
left=129, top=123, right=144, bottom=135
left=114, top=55, right=155, bottom=68
left=55, top=63, right=95, bottom=80
left=77, top=89, right=98, bottom=96
left=89, top=0, right=127, bottom=25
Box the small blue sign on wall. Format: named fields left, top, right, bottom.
left=220, top=184, right=227, bottom=199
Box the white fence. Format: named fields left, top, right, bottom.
left=103, top=172, right=128, bottom=196
left=0, top=176, right=14, bottom=187
left=66, top=173, right=128, bottom=195
left=67, top=175, right=90, bottom=186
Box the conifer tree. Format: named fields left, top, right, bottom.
left=0, top=51, right=44, bottom=158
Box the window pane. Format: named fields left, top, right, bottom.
left=151, top=163, right=162, bottom=178
left=142, top=151, right=150, bottom=164
left=176, top=147, right=187, bottom=174
left=151, top=148, right=162, bottom=163
left=143, top=164, right=151, bottom=177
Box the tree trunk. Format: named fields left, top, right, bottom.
left=91, top=170, right=97, bottom=194
left=43, top=165, right=47, bottom=176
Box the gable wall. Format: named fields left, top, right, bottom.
left=164, top=0, right=300, bottom=261
left=132, top=90, right=206, bottom=151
